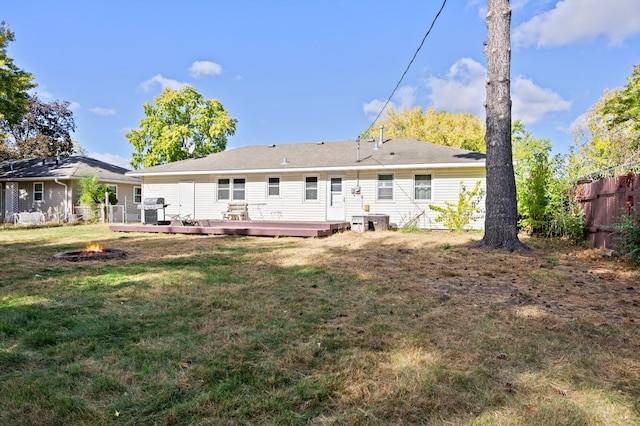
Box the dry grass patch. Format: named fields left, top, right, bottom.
left=0, top=224, right=638, bottom=424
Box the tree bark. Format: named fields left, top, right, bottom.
left=475, top=0, right=529, bottom=251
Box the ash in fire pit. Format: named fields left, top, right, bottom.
left=54, top=243, right=126, bottom=262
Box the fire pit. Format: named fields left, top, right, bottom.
left=54, top=243, right=126, bottom=262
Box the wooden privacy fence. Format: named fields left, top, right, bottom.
left=576, top=173, right=640, bottom=248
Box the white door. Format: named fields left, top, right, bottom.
left=326, top=176, right=345, bottom=221
left=179, top=181, right=195, bottom=218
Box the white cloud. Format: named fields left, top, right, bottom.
left=511, top=77, right=571, bottom=124
left=139, top=74, right=189, bottom=92
left=362, top=85, right=417, bottom=119
left=189, top=60, right=223, bottom=78
left=68, top=101, right=81, bottom=110
left=423, top=58, right=570, bottom=125
left=425, top=57, right=486, bottom=117
left=513, top=0, right=640, bottom=47
left=89, top=107, right=116, bottom=116
left=88, top=152, right=132, bottom=169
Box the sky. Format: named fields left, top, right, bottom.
left=4, top=0, right=640, bottom=169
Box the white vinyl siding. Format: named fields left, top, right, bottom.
left=139, top=167, right=485, bottom=229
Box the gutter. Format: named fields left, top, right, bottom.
left=126, top=162, right=487, bottom=177
left=54, top=179, right=68, bottom=221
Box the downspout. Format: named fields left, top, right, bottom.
left=54, top=179, right=68, bottom=221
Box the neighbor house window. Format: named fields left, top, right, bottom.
left=305, top=176, right=318, bottom=201
left=107, top=185, right=118, bottom=200
left=268, top=177, right=280, bottom=197
left=33, top=182, right=44, bottom=202
left=232, top=178, right=246, bottom=200
left=134, top=187, right=142, bottom=203
left=218, top=178, right=230, bottom=200
left=377, top=174, right=393, bottom=200
left=414, top=174, right=432, bottom=200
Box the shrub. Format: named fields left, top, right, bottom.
left=429, top=181, right=485, bottom=231
left=611, top=207, right=640, bottom=265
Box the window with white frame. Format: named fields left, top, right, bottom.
left=33, top=182, right=44, bottom=202
left=217, top=178, right=230, bottom=200
left=268, top=177, right=280, bottom=197
left=218, top=178, right=246, bottom=201
left=414, top=174, right=432, bottom=200
left=377, top=174, right=393, bottom=200
left=232, top=178, right=246, bottom=200
left=134, top=187, right=142, bottom=203
left=305, top=176, right=318, bottom=201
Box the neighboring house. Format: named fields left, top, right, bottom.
left=128, top=137, right=487, bottom=230
left=0, top=156, right=142, bottom=223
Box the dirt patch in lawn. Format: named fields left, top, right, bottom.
left=267, top=230, right=640, bottom=327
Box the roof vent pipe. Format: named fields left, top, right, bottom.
left=378, top=125, right=384, bottom=149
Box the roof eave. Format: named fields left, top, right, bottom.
left=127, top=161, right=486, bottom=177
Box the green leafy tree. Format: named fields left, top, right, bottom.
left=78, top=174, right=117, bottom=207
left=602, top=64, right=640, bottom=151
left=361, top=106, right=485, bottom=152
left=127, top=86, right=237, bottom=169
left=429, top=181, right=486, bottom=231
left=1, top=94, right=77, bottom=158
left=0, top=22, right=37, bottom=159
left=512, top=121, right=554, bottom=234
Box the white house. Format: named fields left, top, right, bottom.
left=127, top=137, right=487, bottom=230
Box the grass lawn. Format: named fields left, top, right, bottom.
left=1, top=223, right=639, bottom=425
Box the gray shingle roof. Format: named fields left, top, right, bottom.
left=128, top=138, right=486, bottom=176
left=0, top=156, right=141, bottom=184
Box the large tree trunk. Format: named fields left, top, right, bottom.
left=475, top=0, right=529, bottom=251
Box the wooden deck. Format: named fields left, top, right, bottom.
left=109, top=220, right=351, bottom=238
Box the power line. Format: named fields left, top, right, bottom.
left=364, top=0, right=448, bottom=136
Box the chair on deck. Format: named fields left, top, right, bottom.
left=223, top=203, right=248, bottom=220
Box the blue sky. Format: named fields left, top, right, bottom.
left=4, top=0, right=640, bottom=169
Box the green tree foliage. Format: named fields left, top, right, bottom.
left=78, top=174, right=117, bottom=207
left=127, top=86, right=237, bottom=169
left=0, top=22, right=37, bottom=160
left=1, top=94, right=76, bottom=159
left=611, top=207, right=640, bottom=266
left=602, top=64, right=640, bottom=150
left=569, top=65, right=640, bottom=180
left=429, top=180, right=486, bottom=231
left=512, top=121, right=553, bottom=233
left=0, top=22, right=36, bottom=126
left=513, top=121, right=585, bottom=242
left=361, top=106, right=485, bottom=152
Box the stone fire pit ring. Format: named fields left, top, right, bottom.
left=54, top=248, right=126, bottom=262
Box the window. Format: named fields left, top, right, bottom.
left=414, top=174, right=432, bottom=200
left=107, top=184, right=118, bottom=200
left=305, top=176, right=318, bottom=201
left=232, top=178, right=246, bottom=200
left=134, top=187, right=142, bottom=203
left=268, top=177, right=280, bottom=197
left=377, top=174, right=393, bottom=200
left=218, top=178, right=246, bottom=200
left=218, top=179, right=230, bottom=200
left=33, top=182, right=44, bottom=202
